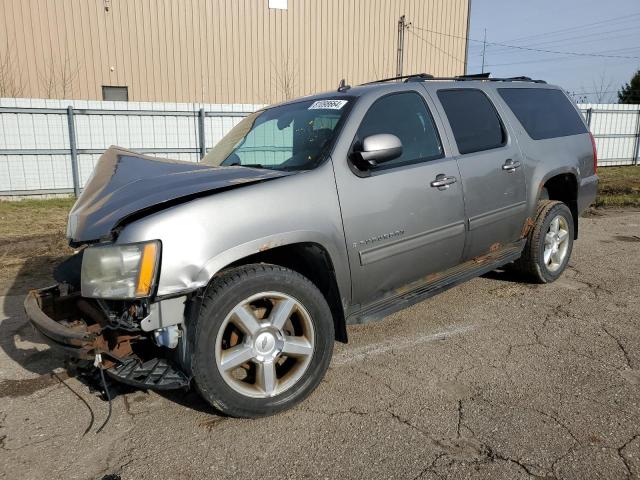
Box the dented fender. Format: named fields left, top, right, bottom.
left=114, top=161, right=353, bottom=304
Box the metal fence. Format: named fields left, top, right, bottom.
left=579, top=104, right=640, bottom=168
left=0, top=98, right=261, bottom=197
left=1, top=100, right=639, bottom=197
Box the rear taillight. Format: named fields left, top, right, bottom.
left=589, top=132, right=598, bottom=174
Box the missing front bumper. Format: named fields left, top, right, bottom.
left=24, top=285, right=136, bottom=362
left=24, top=285, right=190, bottom=390
left=25, top=286, right=99, bottom=359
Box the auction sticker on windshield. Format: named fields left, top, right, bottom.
left=308, top=99, right=348, bottom=110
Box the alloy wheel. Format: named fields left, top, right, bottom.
left=543, top=214, right=570, bottom=272
left=214, top=292, right=315, bottom=398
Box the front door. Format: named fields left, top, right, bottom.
left=333, top=89, right=467, bottom=309
left=432, top=87, right=527, bottom=260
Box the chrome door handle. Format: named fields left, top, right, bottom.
left=502, top=159, right=521, bottom=171
left=430, top=174, right=457, bottom=190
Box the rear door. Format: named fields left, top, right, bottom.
left=430, top=87, right=527, bottom=260
left=332, top=88, right=467, bottom=308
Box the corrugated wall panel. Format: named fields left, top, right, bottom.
left=0, top=0, right=469, bottom=104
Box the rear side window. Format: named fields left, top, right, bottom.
left=498, top=88, right=587, bottom=140
left=437, top=89, right=506, bottom=154
left=355, top=91, right=443, bottom=169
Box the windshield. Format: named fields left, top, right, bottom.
left=202, top=98, right=353, bottom=171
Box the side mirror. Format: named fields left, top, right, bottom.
left=351, top=134, right=403, bottom=168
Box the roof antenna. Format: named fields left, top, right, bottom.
left=338, top=78, right=351, bottom=92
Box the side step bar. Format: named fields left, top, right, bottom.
left=348, top=242, right=524, bottom=325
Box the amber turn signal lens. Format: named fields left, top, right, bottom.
left=135, top=242, right=158, bottom=296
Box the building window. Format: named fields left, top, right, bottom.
left=268, top=0, right=287, bottom=10
left=102, top=86, right=129, bottom=101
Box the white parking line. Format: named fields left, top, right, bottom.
left=332, top=324, right=476, bottom=366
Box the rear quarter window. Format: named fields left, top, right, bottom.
left=498, top=88, right=587, bottom=140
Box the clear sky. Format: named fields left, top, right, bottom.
left=467, top=0, right=640, bottom=103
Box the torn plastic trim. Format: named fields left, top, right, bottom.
left=140, top=296, right=188, bottom=332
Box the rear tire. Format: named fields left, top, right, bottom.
left=191, top=264, right=334, bottom=418
left=515, top=200, right=574, bottom=283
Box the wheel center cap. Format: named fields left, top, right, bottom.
left=255, top=332, right=276, bottom=355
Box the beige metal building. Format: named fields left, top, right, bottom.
left=0, top=0, right=470, bottom=104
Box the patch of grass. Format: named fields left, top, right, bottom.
left=0, top=197, right=75, bottom=238
left=0, top=197, right=75, bottom=293
left=595, top=166, right=640, bottom=208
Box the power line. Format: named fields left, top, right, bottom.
left=472, top=44, right=640, bottom=62
left=411, top=24, right=640, bottom=60
left=482, top=31, right=640, bottom=58
left=481, top=46, right=640, bottom=67
left=478, top=21, right=640, bottom=52
left=570, top=89, right=640, bottom=95
left=495, top=13, right=640, bottom=45
left=469, top=45, right=640, bottom=61
left=405, top=28, right=465, bottom=65
left=484, top=28, right=640, bottom=55
left=506, top=58, right=635, bottom=76
left=482, top=56, right=582, bottom=68
left=467, top=18, right=640, bottom=57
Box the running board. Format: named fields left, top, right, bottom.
left=347, top=242, right=524, bottom=325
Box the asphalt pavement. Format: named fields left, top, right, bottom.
left=1, top=210, right=639, bottom=480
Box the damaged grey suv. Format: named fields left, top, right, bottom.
left=25, top=74, right=598, bottom=417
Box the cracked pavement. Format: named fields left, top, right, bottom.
left=1, top=210, right=639, bottom=479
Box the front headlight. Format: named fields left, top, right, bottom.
left=81, top=241, right=160, bottom=299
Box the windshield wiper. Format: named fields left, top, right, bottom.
left=228, top=163, right=266, bottom=169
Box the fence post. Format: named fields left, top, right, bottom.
left=633, top=109, right=640, bottom=166
left=585, top=107, right=593, bottom=131
left=198, top=108, right=206, bottom=160
left=66, top=106, right=80, bottom=197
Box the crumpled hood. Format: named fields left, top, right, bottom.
left=67, top=146, right=293, bottom=243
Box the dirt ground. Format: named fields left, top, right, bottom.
left=0, top=198, right=74, bottom=295
left=1, top=208, right=639, bottom=480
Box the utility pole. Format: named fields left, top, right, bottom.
left=481, top=28, right=487, bottom=74
left=396, top=15, right=406, bottom=78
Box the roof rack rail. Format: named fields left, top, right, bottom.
left=359, top=73, right=547, bottom=86
left=455, top=72, right=491, bottom=79
left=449, top=74, right=546, bottom=84
left=360, top=73, right=434, bottom=85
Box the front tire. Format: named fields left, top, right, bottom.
left=515, top=200, right=574, bottom=283
left=192, top=264, right=334, bottom=418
